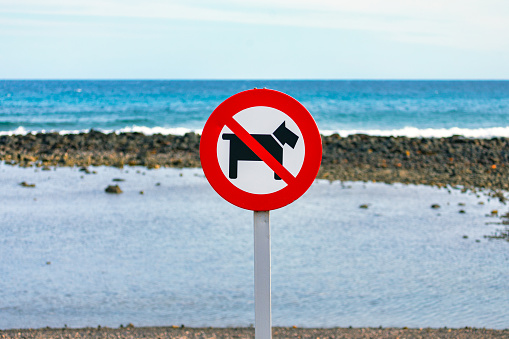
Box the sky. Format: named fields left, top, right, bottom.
left=1, top=0, right=509, bottom=79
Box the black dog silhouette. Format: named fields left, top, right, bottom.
left=222, top=121, right=299, bottom=180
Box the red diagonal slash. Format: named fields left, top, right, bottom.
left=225, top=117, right=297, bottom=186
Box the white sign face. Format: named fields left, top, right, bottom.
left=217, top=106, right=305, bottom=194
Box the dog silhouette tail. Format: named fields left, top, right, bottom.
left=273, top=121, right=299, bottom=148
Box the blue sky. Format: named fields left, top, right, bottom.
left=1, top=0, right=508, bottom=79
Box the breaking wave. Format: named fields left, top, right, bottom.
left=2, top=125, right=509, bottom=138
left=320, top=126, right=509, bottom=138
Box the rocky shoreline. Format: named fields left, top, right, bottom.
left=1, top=131, right=508, bottom=192
left=1, top=326, right=508, bottom=339
left=3, top=131, right=508, bottom=240
left=320, top=134, right=509, bottom=192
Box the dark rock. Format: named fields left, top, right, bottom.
left=492, top=191, right=506, bottom=203
left=20, top=181, right=35, bottom=188
left=112, top=178, right=125, bottom=182
left=105, top=185, right=122, bottom=194
left=79, top=166, right=91, bottom=174
left=431, top=204, right=440, bottom=209
left=359, top=204, right=369, bottom=209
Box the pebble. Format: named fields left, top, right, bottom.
left=105, top=185, right=123, bottom=194
left=19, top=181, right=35, bottom=188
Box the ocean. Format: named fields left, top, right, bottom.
left=1, top=80, right=509, bottom=137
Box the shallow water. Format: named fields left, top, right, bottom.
left=0, top=165, right=508, bottom=329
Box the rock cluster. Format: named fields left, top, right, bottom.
left=0, top=131, right=200, bottom=169
left=485, top=211, right=509, bottom=241
left=319, top=134, right=509, bottom=193
left=1, top=131, right=508, bottom=194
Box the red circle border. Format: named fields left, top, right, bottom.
left=200, top=89, right=322, bottom=211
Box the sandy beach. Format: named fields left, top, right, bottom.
left=1, top=326, right=509, bottom=339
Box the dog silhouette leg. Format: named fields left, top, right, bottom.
left=229, top=158, right=238, bottom=179
left=274, top=150, right=283, bottom=180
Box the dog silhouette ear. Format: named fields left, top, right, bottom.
left=273, top=121, right=299, bottom=148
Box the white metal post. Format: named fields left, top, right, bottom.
left=254, top=210, right=271, bottom=339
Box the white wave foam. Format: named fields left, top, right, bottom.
left=0, top=126, right=30, bottom=136
left=2, top=125, right=509, bottom=138
left=114, top=125, right=202, bottom=135
left=0, top=126, right=201, bottom=136
left=321, top=126, right=509, bottom=138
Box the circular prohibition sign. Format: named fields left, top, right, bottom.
left=200, top=88, right=322, bottom=211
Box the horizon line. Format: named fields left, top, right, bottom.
left=1, top=78, right=509, bottom=81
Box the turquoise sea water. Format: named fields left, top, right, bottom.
left=1, top=80, right=509, bottom=137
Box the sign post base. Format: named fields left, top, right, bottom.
left=254, top=210, right=271, bottom=339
